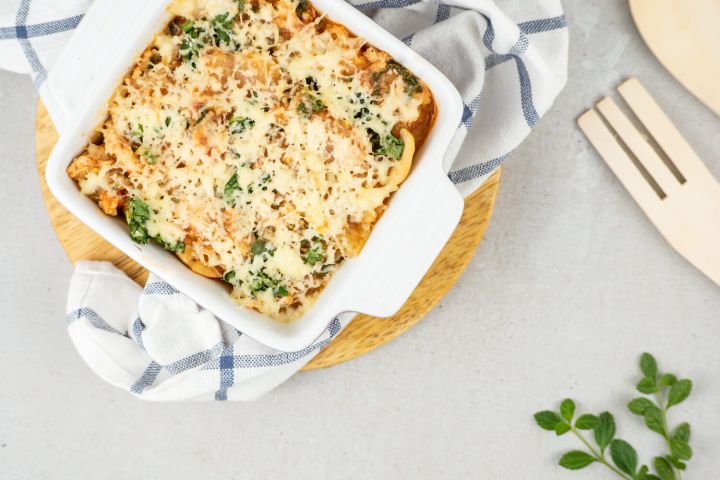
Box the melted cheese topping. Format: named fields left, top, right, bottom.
left=67, top=0, right=435, bottom=322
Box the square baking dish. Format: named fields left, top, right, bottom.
left=43, top=0, right=464, bottom=351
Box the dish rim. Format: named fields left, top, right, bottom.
left=43, top=0, right=465, bottom=351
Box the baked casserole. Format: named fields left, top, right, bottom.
left=67, top=0, right=436, bottom=321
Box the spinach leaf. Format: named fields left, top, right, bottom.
left=298, top=94, right=325, bottom=116
left=248, top=269, right=288, bottom=297
left=127, top=198, right=151, bottom=244
left=153, top=236, right=185, bottom=253
left=229, top=116, right=255, bottom=134
left=301, top=237, right=326, bottom=265
left=251, top=239, right=274, bottom=259
left=179, top=21, right=206, bottom=66
left=126, top=198, right=184, bottom=252
left=224, top=172, right=242, bottom=205
left=140, top=149, right=158, bottom=164
left=374, top=60, right=422, bottom=96
left=211, top=13, right=234, bottom=46
left=367, top=129, right=404, bottom=160
left=223, top=270, right=237, bottom=284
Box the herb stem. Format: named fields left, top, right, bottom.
left=571, top=428, right=631, bottom=480
left=654, top=391, right=683, bottom=480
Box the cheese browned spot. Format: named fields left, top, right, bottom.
left=67, top=0, right=436, bottom=322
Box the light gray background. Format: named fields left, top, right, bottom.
left=1, top=1, right=718, bottom=478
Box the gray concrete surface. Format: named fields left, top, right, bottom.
left=1, top=0, right=719, bottom=478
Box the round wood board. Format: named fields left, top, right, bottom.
left=35, top=101, right=501, bottom=370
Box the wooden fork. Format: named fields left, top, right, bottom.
left=578, top=77, right=720, bottom=287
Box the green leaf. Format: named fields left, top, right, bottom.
left=560, top=399, right=575, bottom=422
left=638, top=465, right=662, bottom=480
left=594, top=412, right=616, bottom=452
left=247, top=269, right=287, bottom=298
left=303, top=247, right=324, bottom=265
left=640, top=353, right=658, bottom=378
left=610, top=439, right=638, bottom=475
left=223, top=270, right=236, bottom=284
left=667, top=379, right=692, bottom=408
left=559, top=451, right=596, bottom=470
left=644, top=406, right=666, bottom=436
left=637, top=376, right=659, bottom=394
left=673, top=423, right=691, bottom=442
left=153, top=235, right=184, bottom=253
left=301, top=237, right=326, bottom=266
left=666, top=456, right=686, bottom=470
left=251, top=240, right=269, bottom=258
left=298, top=94, right=326, bottom=117
left=534, top=411, right=562, bottom=431
left=670, top=439, right=692, bottom=460
left=211, top=13, right=234, bottom=46
left=127, top=198, right=151, bottom=244
left=373, top=60, right=422, bottom=96
left=367, top=128, right=405, bottom=160
left=659, top=373, right=677, bottom=387
left=274, top=284, right=289, bottom=297
left=181, top=20, right=194, bottom=33
left=178, top=20, right=207, bottom=65
left=575, top=414, right=599, bottom=430
left=628, top=397, right=655, bottom=416
left=229, top=116, right=255, bottom=134
left=224, top=173, right=242, bottom=204
left=140, top=148, right=158, bottom=164
left=653, top=457, right=676, bottom=480
left=555, top=421, right=571, bottom=436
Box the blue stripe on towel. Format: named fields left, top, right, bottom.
left=448, top=153, right=510, bottom=184
left=130, top=361, right=162, bottom=394
left=0, top=14, right=83, bottom=40
left=482, top=16, right=538, bottom=127
left=67, top=307, right=127, bottom=337
left=519, top=15, right=567, bottom=35
left=164, top=342, right=225, bottom=375
left=355, top=0, right=420, bottom=9
left=15, top=0, right=48, bottom=85
left=204, top=317, right=343, bottom=370
left=435, top=4, right=451, bottom=22
left=144, top=282, right=181, bottom=296
left=215, top=346, right=235, bottom=401
left=132, top=318, right=147, bottom=352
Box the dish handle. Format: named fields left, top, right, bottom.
left=346, top=175, right=464, bottom=318
left=39, top=0, right=167, bottom=135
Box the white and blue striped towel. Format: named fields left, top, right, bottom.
left=1, top=0, right=568, bottom=401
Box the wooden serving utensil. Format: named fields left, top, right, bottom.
left=578, top=78, right=720, bottom=287
left=629, top=0, right=720, bottom=116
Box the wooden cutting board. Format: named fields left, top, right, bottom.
left=630, top=0, right=720, bottom=116
left=35, top=101, right=501, bottom=370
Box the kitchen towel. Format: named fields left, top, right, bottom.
left=0, top=0, right=568, bottom=400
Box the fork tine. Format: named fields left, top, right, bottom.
left=618, top=78, right=715, bottom=185
left=577, top=109, right=662, bottom=215
left=596, top=97, right=679, bottom=197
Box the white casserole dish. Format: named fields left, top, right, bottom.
left=43, top=0, right=464, bottom=351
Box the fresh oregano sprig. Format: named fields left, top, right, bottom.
left=628, top=353, right=693, bottom=479
left=534, top=353, right=693, bottom=480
